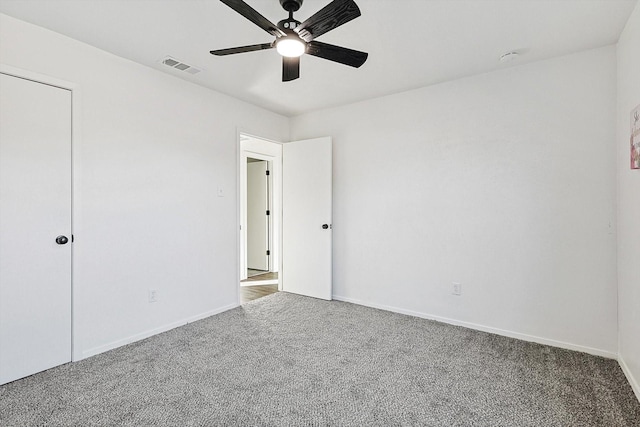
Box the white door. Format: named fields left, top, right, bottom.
left=0, top=73, right=72, bottom=385
left=247, top=160, right=269, bottom=271
left=282, top=137, right=332, bottom=300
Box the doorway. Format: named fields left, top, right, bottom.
left=246, top=157, right=271, bottom=275
left=237, top=133, right=333, bottom=305
left=239, top=134, right=281, bottom=303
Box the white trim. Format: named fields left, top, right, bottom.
left=240, top=279, right=278, bottom=287
left=80, top=303, right=238, bottom=360
left=0, top=64, right=76, bottom=91
left=619, top=355, right=640, bottom=403
left=237, top=131, right=283, bottom=308
left=333, top=295, right=618, bottom=359
left=0, top=63, right=83, bottom=362
left=244, top=154, right=273, bottom=272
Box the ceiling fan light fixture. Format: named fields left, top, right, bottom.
left=211, top=0, right=368, bottom=82
left=276, top=37, right=306, bottom=57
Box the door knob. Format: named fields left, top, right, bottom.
left=55, top=235, right=69, bottom=245
left=322, top=224, right=329, bottom=230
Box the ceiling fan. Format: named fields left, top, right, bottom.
left=210, top=0, right=368, bottom=82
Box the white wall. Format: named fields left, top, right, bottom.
left=0, top=9, right=628, bottom=369
left=291, top=46, right=618, bottom=356
left=0, top=14, right=289, bottom=358
left=617, top=2, right=640, bottom=400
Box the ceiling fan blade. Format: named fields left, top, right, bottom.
left=210, top=43, right=273, bottom=56
left=282, top=56, right=300, bottom=82
left=220, top=0, right=285, bottom=38
left=306, top=41, right=368, bottom=68
left=294, top=0, right=361, bottom=42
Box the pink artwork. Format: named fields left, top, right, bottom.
left=632, top=104, right=640, bottom=170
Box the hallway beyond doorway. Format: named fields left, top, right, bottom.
left=240, top=285, right=278, bottom=304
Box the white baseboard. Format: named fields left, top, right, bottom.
left=80, top=303, right=238, bottom=360
left=332, top=295, right=617, bottom=359
left=619, top=355, right=640, bottom=403
left=240, top=280, right=278, bottom=287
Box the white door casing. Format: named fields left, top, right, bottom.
left=247, top=160, right=269, bottom=271
left=282, top=137, right=332, bottom=300
left=239, top=135, right=282, bottom=285
left=0, top=73, right=72, bottom=384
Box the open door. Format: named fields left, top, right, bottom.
left=282, top=137, right=332, bottom=300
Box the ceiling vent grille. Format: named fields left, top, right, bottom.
left=161, top=56, right=202, bottom=74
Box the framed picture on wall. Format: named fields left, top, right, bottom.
left=632, top=104, right=640, bottom=170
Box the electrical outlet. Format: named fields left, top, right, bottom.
left=148, top=289, right=158, bottom=303
left=452, top=282, right=462, bottom=296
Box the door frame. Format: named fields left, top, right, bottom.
left=237, top=132, right=282, bottom=296
left=0, top=64, right=81, bottom=361
left=246, top=159, right=271, bottom=272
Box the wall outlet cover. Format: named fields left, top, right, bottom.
left=148, top=289, right=158, bottom=302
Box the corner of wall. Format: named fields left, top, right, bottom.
left=616, top=0, right=640, bottom=403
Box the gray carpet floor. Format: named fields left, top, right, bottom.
left=1, top=292, right=639, bottom=426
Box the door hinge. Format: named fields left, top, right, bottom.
left=266, top=250, right=271, bottom=256
left=71, top=234, right=75, bottom=242
left=266, top=170, right=270, bottom=176
left=266, top=210, right=270, bottom=216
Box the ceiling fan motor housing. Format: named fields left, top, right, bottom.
left=278, top=18, right=301, bottom=31
left=280, top=0, right=302, bottom=12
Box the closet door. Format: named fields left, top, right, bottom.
left=0, top=73, right=72, bottom=384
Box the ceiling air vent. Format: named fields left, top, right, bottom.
left=161, top=56, right=202, bottom=74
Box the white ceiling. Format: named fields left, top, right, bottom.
left=0, top=0, right=636, bottom=116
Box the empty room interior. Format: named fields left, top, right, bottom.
left=0, top=0, right=639, bottom=425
